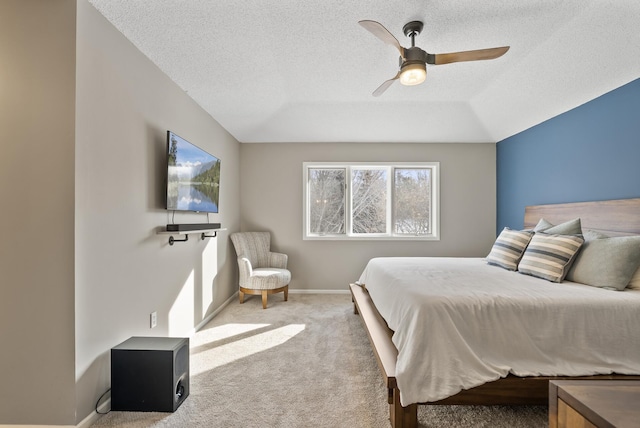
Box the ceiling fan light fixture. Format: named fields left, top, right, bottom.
left=360, top=20, right=509, bottom=96
left=399, top=62, right=426, bottom=86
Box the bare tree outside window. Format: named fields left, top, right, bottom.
left=304, top=162, right=439, bottom=240
left=352, top=168, right=387, bottom=233
left=394, top=168, right=431, bottom=235
left=308, top=168, right=345, bottom=234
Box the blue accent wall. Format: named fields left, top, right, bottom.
left=497, top=78, right=640, bottom=230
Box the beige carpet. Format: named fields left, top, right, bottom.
left=92, top=294, right=547, bottom=427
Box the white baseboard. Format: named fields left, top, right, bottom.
left=0, top=401, right=107, bottom=428
left=289, top=289, right=350, bottom=294
left=75, top=397, right=110, bottom=428
left=0, top=425, right=75, bottom=428
left=194, top=291, right=238, bottom=332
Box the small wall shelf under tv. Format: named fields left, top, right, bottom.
left=158, top=225, right=226, bottom=246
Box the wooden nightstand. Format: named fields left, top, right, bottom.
left=549, top=380, right=640, bottom=428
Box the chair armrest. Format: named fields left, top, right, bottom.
left=269, top=252, right=288, bottom=269
left=237, top=256, right=253, bottom=286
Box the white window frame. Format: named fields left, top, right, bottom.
left=303, top=162, right=440, bottom=241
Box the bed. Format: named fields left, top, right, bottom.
left=350, top=198, right=640, bottom=428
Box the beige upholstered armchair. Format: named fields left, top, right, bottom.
left=230, top=232, right=291, bottom=309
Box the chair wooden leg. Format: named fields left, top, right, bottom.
left=239, top=290, right=245, bottom=304
left=284, top=285, right=289, bottom=302
left=262, top=290, right=268, bottom=309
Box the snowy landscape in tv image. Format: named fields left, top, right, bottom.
left=167, top=133, right=220, bottom=212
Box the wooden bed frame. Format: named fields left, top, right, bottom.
left=350, top=198, right=640, bottom=428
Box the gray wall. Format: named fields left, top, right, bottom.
left=240, top=143, right=496, bottom=290
left=0, top=0, right=77, bottom=424
left=74, top=1, right=240, bottom=423
left=1, top=1, right=241, bottom=425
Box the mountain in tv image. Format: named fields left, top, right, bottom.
left=167, top=133, right=221, bottom=213
left=172, top=160, right=217, bottom=180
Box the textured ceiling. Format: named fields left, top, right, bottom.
left=88, top=0, right=640, bottom=143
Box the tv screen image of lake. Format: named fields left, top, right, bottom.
left=167, top=134, right=220, bottom=213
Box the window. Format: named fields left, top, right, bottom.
left=303, top=162, right=439, bottom=240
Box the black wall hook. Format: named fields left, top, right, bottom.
left=168, top=235, right=189, bottom=245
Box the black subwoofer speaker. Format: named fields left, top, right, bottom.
left=111, top=336, right=189, bottom=412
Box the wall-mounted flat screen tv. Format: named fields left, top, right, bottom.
left=166, top=131, right=221, bottom=213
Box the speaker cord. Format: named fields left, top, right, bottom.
left=95, top=388, right=112, bottom=415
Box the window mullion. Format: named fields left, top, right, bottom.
left=346, top=167, right=352, bottom=236
left=389, top=166, right=395, bottom=236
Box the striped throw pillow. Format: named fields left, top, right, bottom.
left=486, top=228, right=534, bottom=271
left=518, top=233, right=584, bottom=282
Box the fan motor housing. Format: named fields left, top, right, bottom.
left=404, top=46, right=428, bottom=63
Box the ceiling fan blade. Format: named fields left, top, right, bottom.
left=359, top=20, right=405, bottom=57
left=372, top=72, right=400, bottom=97
left=429, top=46, right=510, bottom=65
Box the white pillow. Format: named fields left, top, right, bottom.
left=542, top=218, right=582, bottom=235
left=583, top=229, right=609, bottom=241
left=628, top=266, right=640, bottom=290
left=566, top=236, right=640, bottom=291
left=532, top=218, right=554, bottom=232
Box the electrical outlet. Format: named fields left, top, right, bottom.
left=150, top=311, right=157, bottom=329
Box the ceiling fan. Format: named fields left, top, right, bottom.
left=359, top=20, right=510, bottom=96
